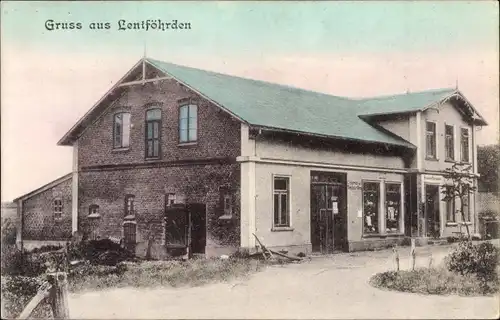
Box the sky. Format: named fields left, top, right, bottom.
left=1, top=1, right=499, bottom=202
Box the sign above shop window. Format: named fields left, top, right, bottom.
left=347, top=181, right=362, bottom=190
left=423, top=174, right=442, bottom=183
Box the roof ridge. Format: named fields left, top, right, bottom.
left=353, top=87, right=456, bottom=101
left=146, top=57, right=352, bottom=101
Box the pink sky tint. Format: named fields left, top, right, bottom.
left=1, top=47, right=498, bottom=201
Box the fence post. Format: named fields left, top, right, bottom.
left=392, top=246, right=400, bottom=271
left=47, top=272, right=70, bottom=319
left=409, top=238, right=416, bottom=271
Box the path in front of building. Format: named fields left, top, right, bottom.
left=68, top=243, right=499, bottom=319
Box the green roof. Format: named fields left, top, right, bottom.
left=147, top=58, right=420, bottom=147
left=354, top=88, right=456, bottom=116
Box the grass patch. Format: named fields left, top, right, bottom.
left=369, top=267, right=499, bottom=296
left=68, top=257, right=265, bottom=293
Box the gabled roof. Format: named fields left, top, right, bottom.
left=13, top=173, right=72, bottom=203
left=58, top=57, right=487, bottom=147
left=355, top=88, right=488, bottom=125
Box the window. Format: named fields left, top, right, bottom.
left=54, top=199, right=63, bottom=219
left=445, top=125, right=454, bottom=161
left=363, top=182, right=379, bottom=234
left=223, top=194, right=232, bottom=216
left=123, top=222, right=137, bottom=252
left=444, top=186, right=456, bottom=222
left=146, top=109, right=161, bottom=158
left=125, top=195, right=135, bottom=217
left=461, top=128, right=470, bottom=163
left=273, top=177, right=290, bottom=227
left=426, top=121, right=437, bottom=159
left=179, top=104, right=198, bottom=143
left=462, top=185, right=471, bottom=222
left=166, top=193, right=176, bottom=206
left=89, top=204, right=100, bottom=216
left=385, top=183, right=401, bottom=233
left=113, top=112, right=131, bottom=148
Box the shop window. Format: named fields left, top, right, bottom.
left=385, top=183, right=401, bottom=233
left=363, top=182, right=379, bottom=234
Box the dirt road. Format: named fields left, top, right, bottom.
left=68, top=244, right=499, bottom=319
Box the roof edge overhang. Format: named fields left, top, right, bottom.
left=423, top=89, right=488, bottom=126
left=13, top=173, right=72, bottom=203
left=57, top=58, right=144, bottom=146
left=249, top=124, right=416, bottom=149
left=58, top=57, right=248, bottom=146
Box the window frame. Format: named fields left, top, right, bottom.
left=444, top=124, right=455, bottom=161
left=178, top=104, right=198, bottom=144
left=272, top=175, right=291, bottom=228
left=166, top=193, right=176, bottom=207
left=53, top=198, right=63, bottom=220
left=425, top=121, right=437, bottom=160
left=124, top=194, right=135, bottom=217
left=362, top=180, right=381, bottom=235
left=460, top=127, right=470, bottom=163
left=88, top=204, right=100, bottom=216
left=462, top=185, right=471, bottom=222
left=145, top=108, right=162, bottom=159
left=113, top=112, right=131, bottom=149
left=444, top=185, right=456, bottom=223
left=385, top=182, right=402, bottom=234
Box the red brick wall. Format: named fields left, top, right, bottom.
left=78, top=80, right=241, bottom=168
left=75, top=79, right=242, bottom=257
left=78, top=164, right=240, bottom=257
left=22, top=178, right=72, bottom=240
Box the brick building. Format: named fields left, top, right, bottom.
left=15, top=57, right=487, bottom=256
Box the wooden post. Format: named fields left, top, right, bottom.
left=47, top=272, right=70, bottom=319
left=392, top=246, right=400, bottom=271
left=410, top=238, right=416, bottom=271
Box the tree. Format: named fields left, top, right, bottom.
left=477, top=144, right=499, bottom=193
left=442, top=163, right=477, bottom=240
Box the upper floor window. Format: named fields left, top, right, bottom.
left=426, top=121, right=437, bottom=159
left=363, top=182, right=379, bottom=234
left=273, top=177, right=290, bottom=228
left=461, top=128, right=470, bottom=163
left=89, top=204, right=100, bottom=217
left=54, top=198, right=63, bottom=219
left=146, top=109, right=161, bottom=158
left=179, top=104, right=197, bottom=143
left=445, top=124, right=455, bottom=161
left=125, top=194, right=135, bottom=217
left=113, top=112, right=131, bottom=148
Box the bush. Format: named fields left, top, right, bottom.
left=30, top=245, right=63, bottom=254
left=0, top=246, right=45, bottom=277
left=69, top=239, right=136, bottom=266
left=1, top=218, right=16, bottom=246
left=446, top=241, right=499, bottom=281
left=1, top=276, right=52, bottom=319
left=370, top=267, right=499, bottom=296
left=479, top=209, right=499, bottom=222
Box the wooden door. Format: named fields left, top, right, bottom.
left=165, top=205, right=189, bottom=255
left=425, top=185, right=440, bottom=238
left=310, top=172, right=348, bottom=253
left=188, top=203, right=206, bottom=254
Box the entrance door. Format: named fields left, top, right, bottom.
left=425, top=185, right=440, bottom=238
left=187, top=203, right=206, bottom=254
left=310, top=172, right=347, bottom=253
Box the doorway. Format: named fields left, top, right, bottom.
left=164, top=202, right=206, bottom=256
left=425, top=184, right=441, bottom=238
left=310, top=171, right=348, bottom=253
